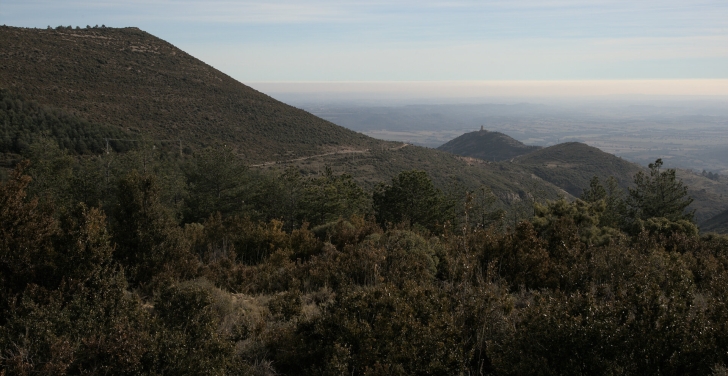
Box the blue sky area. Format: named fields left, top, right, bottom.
left=3, top=1, right=728, bottom=95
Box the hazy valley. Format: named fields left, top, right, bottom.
left=296, top=100, right=728, bottom=174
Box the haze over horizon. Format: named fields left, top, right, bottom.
left=250, top=80, right=728, bottom=105
left=3, top=1, right=728, bottom=100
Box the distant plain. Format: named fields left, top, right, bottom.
left=280, top=99, right=728, bottom=174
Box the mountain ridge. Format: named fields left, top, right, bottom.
left=0, top=26, right=372, bottom=163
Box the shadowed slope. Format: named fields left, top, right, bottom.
left=513, top=142, right=642, bottom=197
left=701, top=209, right=728, bottom=234
left=675, top=169, right=728, bottom=226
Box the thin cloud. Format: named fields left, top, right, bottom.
left=3, top=0, right=362, bottom=24
left=249, top=80, right=728, bottom=98
left=3, top=0, right=728, bottom=81
left=7, top=0, right=728, bottom=27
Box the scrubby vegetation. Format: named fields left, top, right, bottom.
left=3, top=24, right=728, bottom=375
left=4, top=24, right=723, bottom=229
left=0, top=26, right=373, bottom=163
left=2, top=139, right=728, bottom=375
left=0, top=89, right=132, bottom=155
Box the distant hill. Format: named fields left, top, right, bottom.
left=512, top=142, right=642, bottom=197
left=0, top=26, right=371, bottom=163
left=437, top=129, right=541, bottom=162
left=437, top=132, right=642, bottom=198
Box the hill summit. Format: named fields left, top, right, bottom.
left=512, top=142, right=642, bottom=196
left=437, top=128, right=541, bottom=162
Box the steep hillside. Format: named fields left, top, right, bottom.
left=437, top=129, right=541, bottom=161
left=701, top=209, right=728, bottom=234
left=513, top=142, right=642, bottom=197
left=0, top=26, right=371, bottom=163
left=675, top=169, right=728, bottom=225
left=261, top=142, right=574, bottom=206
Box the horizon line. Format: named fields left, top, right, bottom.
left=250, top=80, right=728, bottom=99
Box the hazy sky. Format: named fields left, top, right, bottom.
left=3, top=1, right=728, bottom=97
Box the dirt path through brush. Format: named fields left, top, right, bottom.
left=249, top=143, right=409, bottom=167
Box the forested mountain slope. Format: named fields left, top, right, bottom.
left=5, top=25, right=719, bottom=222
left=0, top=26, right=372, bottom=163
left=264, top=141, right=573, bottom=205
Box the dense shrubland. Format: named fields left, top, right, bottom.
left=0, top=89, right=132, bottom=156
left=2, top=140, right=728, bottom=375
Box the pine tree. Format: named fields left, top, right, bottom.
left=627, top=159, right=694, bottom=222
left=184, top=146, right=248, bottom=222
left=581, top=176, right=626, bottom=228
left=373, top=170, right=452, bottom=231
left=581, top=176, right=607, bottom=203
left=111, top=171, right=195, bottom=288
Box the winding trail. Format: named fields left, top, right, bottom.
left=249, top=143, right=409, bottom=167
